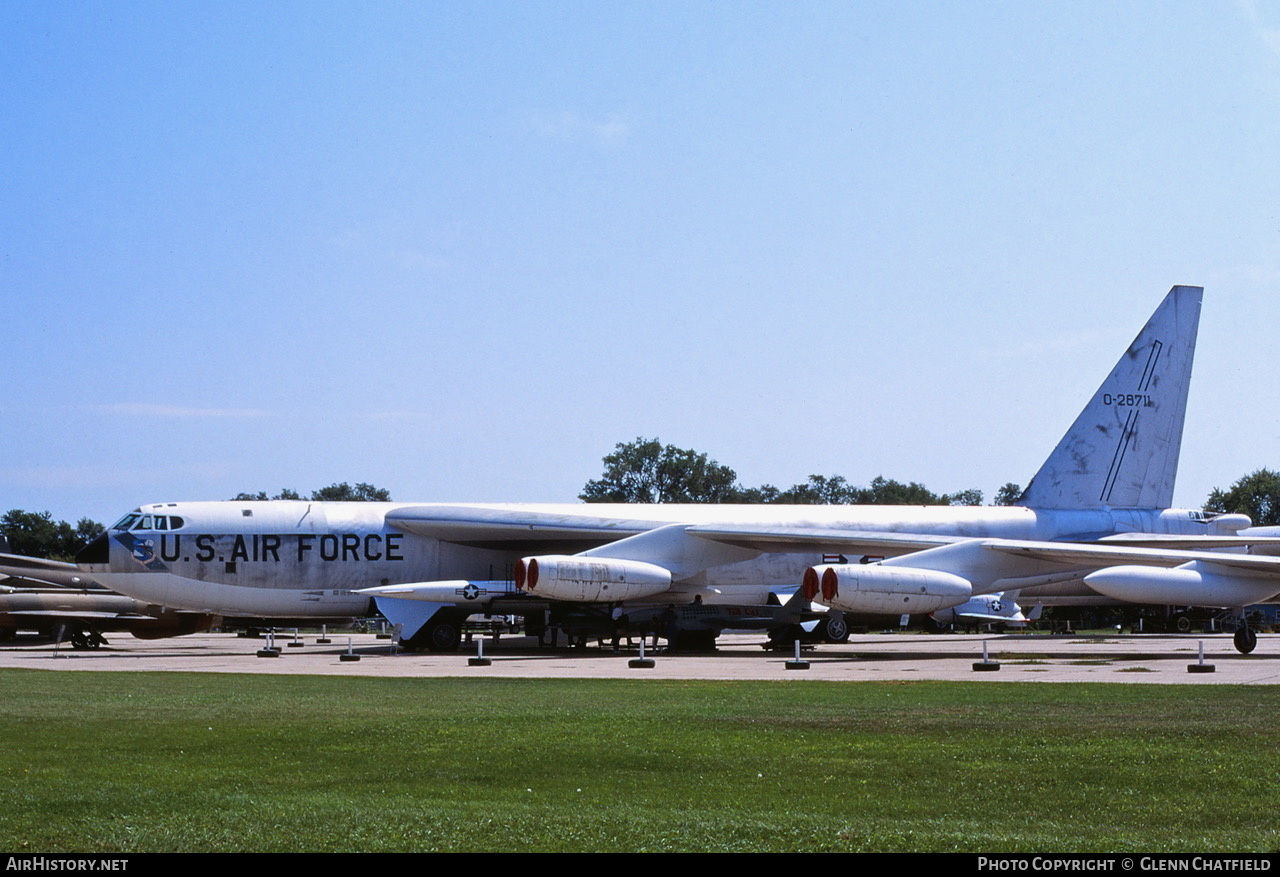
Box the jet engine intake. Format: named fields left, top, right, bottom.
left=515, top=556, right=672, bottom=602
left=809, top=563, right=972, bottom=614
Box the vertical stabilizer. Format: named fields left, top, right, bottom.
left=1020, top=285, right=1202, bottom=510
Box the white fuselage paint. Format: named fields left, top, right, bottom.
left=83, top=500, right=1218, bottom=618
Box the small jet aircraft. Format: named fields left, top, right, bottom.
left=930, top=593, right=1041, bottom=631
left=0, top=550, right=217, bottom=647
left=71, top=285, right=1280, bottom=653
left=0, top=586, right=217, bottom=648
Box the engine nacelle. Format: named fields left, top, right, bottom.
left=515, top=555, right=672, bottom=602
left=809, top=563, right=973, bottom=614
left=1084, top=563, right=1280, bottom=607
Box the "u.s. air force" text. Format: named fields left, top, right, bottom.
left=154, top=533, right=405, bottom=563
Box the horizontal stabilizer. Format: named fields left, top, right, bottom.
left=1094, top=533, right=1280, bottom=550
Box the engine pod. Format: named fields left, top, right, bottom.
left=811, top=563, right=972, bottom=614
left=517, top=555, right=673, bottom=602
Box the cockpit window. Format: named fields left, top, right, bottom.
left=112, top=512, right=185, bottom=531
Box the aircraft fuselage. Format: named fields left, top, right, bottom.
left=78, top=500, right=1222, bottom=618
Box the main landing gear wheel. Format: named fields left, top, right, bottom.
left=427, top=621, right=461, bottom=652
left=419, top=614, right=464, bottom=652
left=820, top=615, right=850, bottom=643
left=1233, top=626, right=1258, bottom=655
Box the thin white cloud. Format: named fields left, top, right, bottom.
left=93, top=404, right=270, bottom=418
left=367, top=410, right=432, bottom=420
left=524, top=110, right=631, bottom=147
left=0, top=462, right=240, bottom=490
left=1239, top=0, right=1280, bottom=56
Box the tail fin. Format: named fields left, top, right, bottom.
left=1020, top=285, right=1202, bottom=510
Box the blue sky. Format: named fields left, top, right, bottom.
left=4, top=1, right=1280, bottom=525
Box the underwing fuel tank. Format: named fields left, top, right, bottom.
left=1084, top=562, right=1280, bottom=607
left=804, top=563, right=973, bottom=614
left=515, top=555, right=672, bottom=602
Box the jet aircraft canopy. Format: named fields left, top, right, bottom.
left=110, top=513, right=186, bottom=532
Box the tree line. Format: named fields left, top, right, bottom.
left=580, top=437, right=1280, bottom=525
left=580, top=437, right=1014, bottom=506
left=231, top=482, right=392, bottom=502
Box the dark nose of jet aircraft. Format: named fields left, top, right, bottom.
left=76, top=532, right=111, bottom=566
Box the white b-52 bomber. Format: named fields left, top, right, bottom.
left=69, top=285, right=1280, bottom=653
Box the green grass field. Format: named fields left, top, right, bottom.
left=1, top=670, right=1276, bottom=852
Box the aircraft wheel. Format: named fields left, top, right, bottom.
left=1233, top=626, right=1258, bottom=655
left=820, top=615, right=850, bottom=643
left=424, top=617, right=463, bottom=653
left=1175, top=614, right=1192, bottom=633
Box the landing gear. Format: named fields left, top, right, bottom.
left=423, top=615, right=463, bottom=652
left=69, top=630, right=106, bottom=650
left=1233, top=626, right=1258, bottom=655
left=400, top=610, right=466, bottom=653
left=819, top=614, right=850, bottom=644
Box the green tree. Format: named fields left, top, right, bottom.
left=581, top=438, right=740, bottom=503
left=747, top=474, right=979, bottom=506
left=994, top=483, right=1023, bottom=506
left=581, top=439, right=984, bottom=507
left=311, top=482, right=392, bottom=502
left=231, top=489, right=301, bottom=501
left=856, top=476, right=943, bottom=505
left=232, top=484, right=388, bottom=502
left=943, top=487, right=984, bottom=506
left=1204, top=469, right=1280, bottom=526
left=1, top=510, right=104, bottom=561
left=730, top=484, right=783, bottom=503
left=771, top=474, right=863, bottom=504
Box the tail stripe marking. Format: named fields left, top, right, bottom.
left=1137, top=339, right=1163, bottom=392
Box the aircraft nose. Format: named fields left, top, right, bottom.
left=76, top=532, right=111, bottom=565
